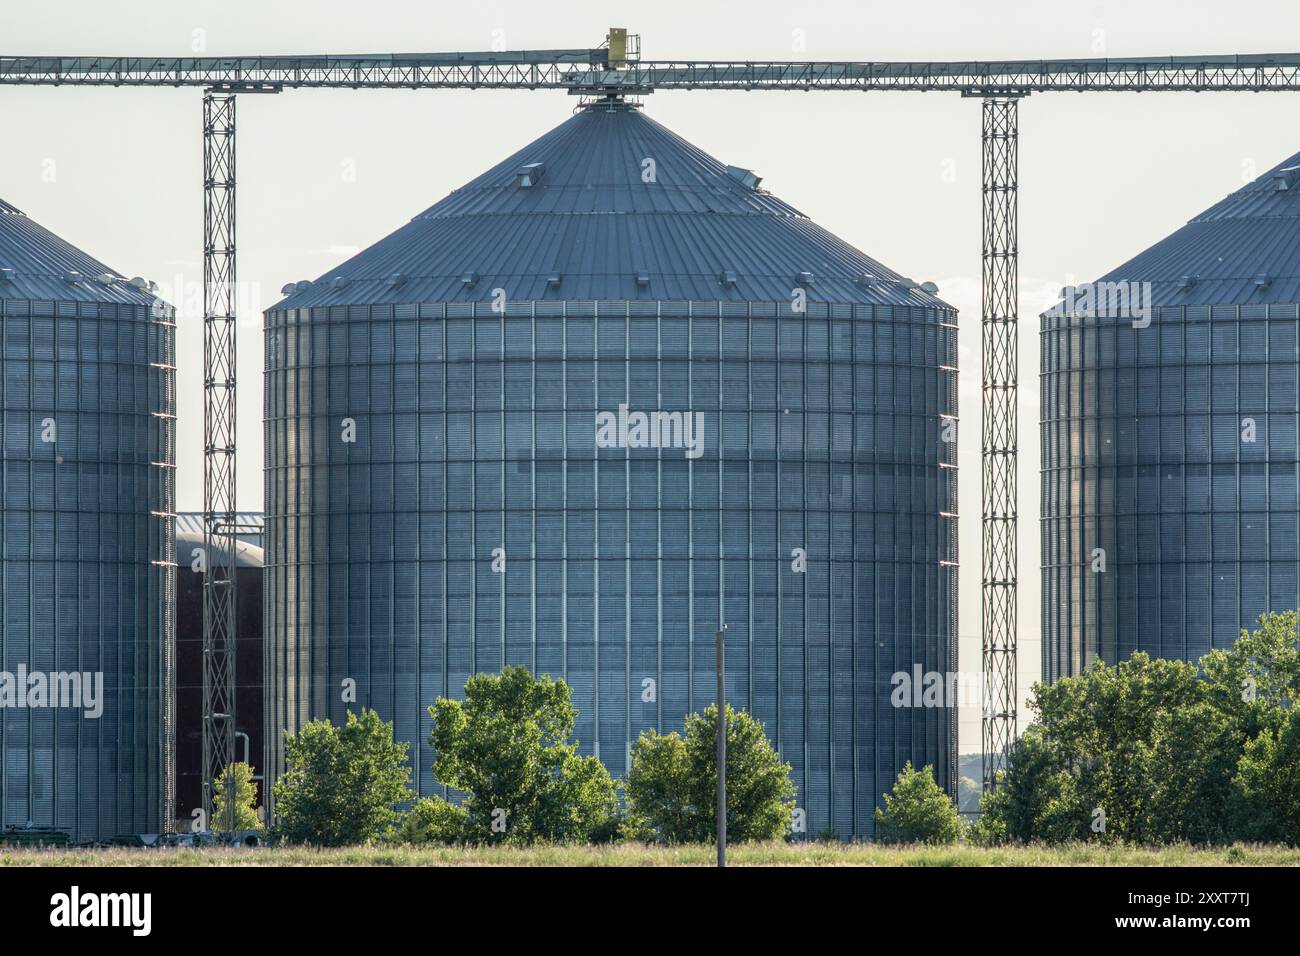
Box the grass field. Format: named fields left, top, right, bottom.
left=3, top=841, right=1299, bottom=867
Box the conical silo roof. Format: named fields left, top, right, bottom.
left=274, top=101, right=950, bottom=311
left=1082, top=149, right=1300, bottom=307
left=0, top=197, right=158, bottom=305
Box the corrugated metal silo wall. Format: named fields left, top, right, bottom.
left=1041, top=302, right=1300, bottom=680
left=1, top=297, right=175, bottom=842
left=265, top=297, right=958, bottom=837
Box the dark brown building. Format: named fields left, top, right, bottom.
left=175, top=515, right=264, bottom=827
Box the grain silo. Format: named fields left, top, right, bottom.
left=0, top=198, right=175, bottom=842
left=264, top=98, right=958, bottom=837
left=1042, top=152, right=1300, bottom=681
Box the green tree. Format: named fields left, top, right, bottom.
left=1143, top=701, right=1241, bottom=845
left=873, top=761, right=962, bottom=844
left=212, top=761, right=260, bottom=831
left=427, top=666, right=618, bottom=844
left=966, top=792, right=1007, bottom=847
left=1207, top=612, right=1300, bottom=843
left=979, top=613, right=1300, bottom=846
left=622, top=729, right=692, bottom=841
left=625, top=704, right=796, bottom=843
left=1232, top=707, right=1300, bottom=845
left=401, top=796, right=470, bottom=846
left=1202, top=611, right=1300, bottom=749
left=273, top=709, right=414, bottom=846
left=974, top=728, right=1088, bottom=844
left=1031, top=652, right=1203, bottom=843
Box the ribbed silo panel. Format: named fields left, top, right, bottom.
left=1041, top=304, right=1300, bottom=682
left=0, top=290, right=174, bottom=844
left=266, top=296, right=957, bottom=838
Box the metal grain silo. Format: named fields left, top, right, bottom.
left=264, top=99, right=958, bottom=837
left=0, top=198, right=175, bottom=842
left=1042, top=152, right=1300, bottom=681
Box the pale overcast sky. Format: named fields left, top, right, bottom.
left=5, top=0, right=1300, bottom=756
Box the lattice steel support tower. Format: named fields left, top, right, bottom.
left=202, top=91, right=239, bottom=831
left=980, top=97, right=1019, bottom=791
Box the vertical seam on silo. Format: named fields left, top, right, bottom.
left=848, top=305, right=857, bottom=834
left=469, top=303, right=477, bottom=682
left=687, top=302, right=694, bottom=716
left=643, top=303, right=653, bottom=733
left=560, top=301, right=568, bottom=689
left=441, top=302, right=449, bottom=800
left=528, top=302, right=536, bottom=682
left=590, top=299, right=598, bottom=758
left=499, top=302, right=506, bottom=681
left=801, top=299, right=810, bottom=830
left=746, top=301, right=756, bottom=804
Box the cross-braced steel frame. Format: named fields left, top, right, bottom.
left=980, top=97, right=1019, bottom=790
left=202, top=92, right=239, bottom=831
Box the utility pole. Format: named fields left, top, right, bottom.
left=716, top=623, right=727, bottom=868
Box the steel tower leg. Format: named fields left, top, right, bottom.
left=980, top=97, right=1018, bottom=792
left=202, top=91, right=239, bottom=832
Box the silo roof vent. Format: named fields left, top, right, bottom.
left=1254, top=273, right=1272, bottom=291
left=331, top=275, right=350, bottom=290
left=63, top=271, right=85, bottom=286
left=920, top=281, right=940, bottom=295
left=547, top=272, right=562, bottom=288
left=1271, top=166, right=1300, bottom=191
left=719, top=270, right=737, bottom=287
left=636, top=271, right=650, bottom=287
left=461, top=271, right=479, bottom=288
left=0, top=267, right=13, bottom=282
left=725, top=165, right=762, bottom=190
left=795, top=271, right=815, bottom=287
left=94, top=272, right=116, bottom=286
left=295, top=280, right=312, bottom=292
left=515, top=163, right=546, bottom=188
left=281, top=282, right=296, bottom=295
left=1179, top=274, right=1198, bottom=291
left=387, top=273, right=407, bottom=288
